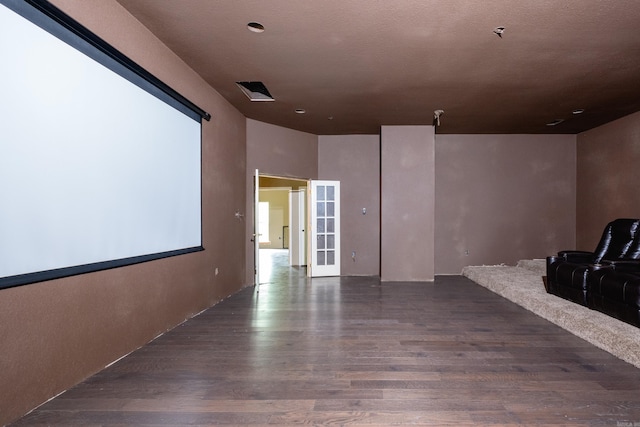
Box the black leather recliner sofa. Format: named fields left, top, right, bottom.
left=546, top=218, right=640, bottom=328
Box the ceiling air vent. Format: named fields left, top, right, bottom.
left=236, top=81, right=274, bottom=101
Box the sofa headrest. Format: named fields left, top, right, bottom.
left=593, top=218, right=640, bottom=263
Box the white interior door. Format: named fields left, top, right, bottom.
left=253, top=169, right=260, bottom=286
left=289, top=189, right=306, bottom=266
left=309, top=180, right=340, bottom=277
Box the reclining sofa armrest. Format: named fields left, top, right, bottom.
left=557, top=250, right=594, bottom=264
left=603, top=259, right=640, bottom=273
left=546, top=255, right=561, bottom=269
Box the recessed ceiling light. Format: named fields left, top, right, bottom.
left=295, top=108, right=306, bottom=114
left=572, top=109, right=585, bottom=115
left=247, top=22, right=264, bottom=33
left=546, top=119, right=565, bottom=126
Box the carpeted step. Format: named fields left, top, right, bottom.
left=462, top=261, right=640, bottom=369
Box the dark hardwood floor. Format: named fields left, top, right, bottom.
left=13, top=250, right=640, bottom=426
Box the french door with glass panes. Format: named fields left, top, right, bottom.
left=309, top=180, right=340, bottom=277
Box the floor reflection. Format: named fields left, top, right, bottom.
left=258, top=248, right=306, bottom=285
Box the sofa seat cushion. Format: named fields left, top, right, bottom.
left=587, top=269, right=640, bottom=328
left=548, top=262, right=590, bottom=305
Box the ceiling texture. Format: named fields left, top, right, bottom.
left=115, top=0, right=640, bottom=135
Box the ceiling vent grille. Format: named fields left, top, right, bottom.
left=236, top=81, right=274, bottom=101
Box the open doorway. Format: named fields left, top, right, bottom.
left=257, top=174, right=308, bottom=285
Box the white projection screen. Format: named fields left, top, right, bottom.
left=0, top=0, right=209, bottom=289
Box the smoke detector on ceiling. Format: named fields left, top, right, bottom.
left=434, top=109, right=444, bottom=126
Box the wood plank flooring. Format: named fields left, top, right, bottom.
left=12, top=250, right=640, bottom=426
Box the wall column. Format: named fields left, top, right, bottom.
left=381, top=126, right=435, bottom=281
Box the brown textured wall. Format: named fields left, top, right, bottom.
left=0, top=1, right=247, bottom=424
left=381, top=126, right=435, bottom=281
left=245, top=119, right=318, bottom=284
left=318, top=135, right=381, bottom=276
left=576, top=111, right=640, bottom=250
left=435, top=134, right=576, bottom=274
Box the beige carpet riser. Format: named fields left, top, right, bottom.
left=462, top=260, right=640, bottom=369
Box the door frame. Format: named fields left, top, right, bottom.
left=253, top=173, right=310, bottom=282
left=253, top=169, right=260, bottom=287
left=289, top=189, right=306, bottom=266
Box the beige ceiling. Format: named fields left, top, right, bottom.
left=115, top=0, right=640, bottom=135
